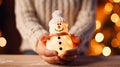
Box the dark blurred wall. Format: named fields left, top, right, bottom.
left=0, top=0, right=22, bottom=54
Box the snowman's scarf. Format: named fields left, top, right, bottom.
left=41, top=32, right=81, bottom=47
left=49, top=32, right=69, bottom=38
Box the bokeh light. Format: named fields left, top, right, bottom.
left=113, top=0, right=120, bottom=3
left=104, top=2, right=113, bottom=14
left=102, top=47, right=111, bottom=56
left=0, top=37, right=7, bottom=47
left=116, top=32, right=120, bottom=40
left=96, top=20, right=101, bottom=30
left=115, top=19, right=120, bottom=27
left=111, top=38, right=120, bottom=48
left=87, top=39, right=104, bottom=56
left=111, top=13, right=120, bottom=23
left=95, top=33, right=104, bottom=42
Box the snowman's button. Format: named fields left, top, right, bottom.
left=58, top=36, right=61, bottom=39
left=59, top=42, right=62, bottom=44
left=59, top=47, right=62, bottom=50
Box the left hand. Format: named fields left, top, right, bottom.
left=59, top=35, right=81, bottom=63
left=59, top=47, right=80, bottom=63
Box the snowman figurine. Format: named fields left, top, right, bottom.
left=46, top=10, right=80, bottom=56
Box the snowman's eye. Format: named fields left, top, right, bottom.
left=60, top=23, right=61, bottom=25
left=57, top=23, right=59, bottom=25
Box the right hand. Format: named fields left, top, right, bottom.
left=36, top=35, right=62, bottom=64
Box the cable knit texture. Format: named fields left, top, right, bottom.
left=15, top=0, right=96, bottom=53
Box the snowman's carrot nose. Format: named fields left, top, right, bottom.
left=58, top=25, right=61, bottom=29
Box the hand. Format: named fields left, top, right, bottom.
left=36, top=35, right=62, bottom=64
left=59, top=35, right=81, bottom=63
left=59, top=47, right=80, bottom=63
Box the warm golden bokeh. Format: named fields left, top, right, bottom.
left=89, top=0, right=120, bottom=56
left=115, top=19, right=120, bottom=27
left=96, top=20, right=102, bottom=30
left=0, top=37, right=7, bottom=47
left=102, top=46, right=111, bottom=56
left=104, top=2, right=113, bottom=14
left=111, top=38, right=120, bottom=48
left=87, top=39, right=104, bottom=56
left=116, top=32, right=120, bottom=40
left=111, top=13, right=120, bottom=23
left=95, top=33, right=104, bottom=43
left=113, top=0, right=120, bottom=3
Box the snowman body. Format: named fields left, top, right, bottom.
left=46, top=35, right=74, bottom=56
left=46, top=10, right=74, bottom=56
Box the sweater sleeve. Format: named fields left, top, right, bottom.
left=15, top=0, right=48, bottom=51
left=69, top=0, right=97, bottom=52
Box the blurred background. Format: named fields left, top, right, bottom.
left=0, top=0, right=120, bottom=56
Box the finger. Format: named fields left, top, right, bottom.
left=62, top=48, right=80, bottom=56
left=38, top=47, right=58, bottom=57
left=41, top=55, right=61, bottom=64
left=42, top=49, right=58, bottom=57
left=37, top=41, right=58, bottom=57
left=60, top=55, right=77, bottom=61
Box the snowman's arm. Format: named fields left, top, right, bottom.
left=40, top=35, right=51, bottom=46
left=15, top=0, right=48, bottom=51
left=70, top=34, right=81, bottom=47
left=69, top=0, right=97, bottom=52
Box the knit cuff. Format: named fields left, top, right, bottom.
left=30, top=30, right=48, bottom=51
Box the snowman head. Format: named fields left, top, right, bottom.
left=49, top=10, right=68, bottom=34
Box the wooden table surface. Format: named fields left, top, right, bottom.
left=0, top=55, right=120, bottom=67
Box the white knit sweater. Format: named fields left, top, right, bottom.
left=15, top=0, right=97, bottom=53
